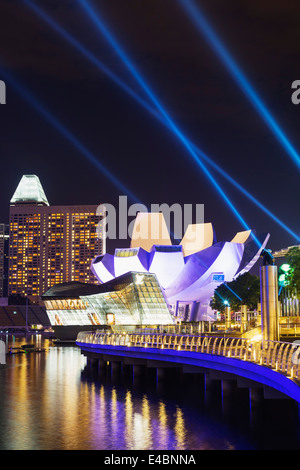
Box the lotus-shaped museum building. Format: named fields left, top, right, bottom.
left=42, top=212, right=269, bottom=338
left=91, top=213, right=269, bottom=320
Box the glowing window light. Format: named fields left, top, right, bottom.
left=177, top=0, right=300, bottom=171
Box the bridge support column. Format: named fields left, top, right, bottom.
left=248, top=387, right=263, bottom=431
left=156, top=367, right=166, bottom=382
left=250, top=387, right=263, bottom=406
left=133, top=364, right=145, bottom=381
left=204, top=375, right=221, bottom=392
left=222, top=379, right=235, bottom=396
left=111, top=361, right=121, bottom=375
left=98, top=358, right=105, bottom=372
left=87, top=356, right=98, bottom=369
left=221, top=379, right=236, bottom=418
left=260, top=265, right=279, bottom=341
left=204, top=375, right=222, bottom=411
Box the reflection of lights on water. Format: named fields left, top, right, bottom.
left=1, top=345, right=190, bottom=450
left=125, top=390, right=133, bottom=419
left=99, top=385, right=106, bottom=423
left=133, top=413, right=144, bottom=448
left=142, top=395, right=150, bottom=420
left=125, top=390, right=134, bottom=448
left=96, top=385, right=107, bottom=442
left=99, top=385, right=105, bottom=402
left=132, top=413, right=152, bottom=450
left=128, top=394, right=152, bottom=450
left=84, top=376, right=187, bottom=450
left=174, top=406, right=186, bottom=449
left=158, top=401, right=168, bottom=448
left=159, top=401, right=167, bottom=426
left=110, top=388, right=118, bottom=439
left=142, top=395, right=152, bottom=448
left=111, top=388, right=117, bottom=411
left=107, top=391, right=186, bottom=450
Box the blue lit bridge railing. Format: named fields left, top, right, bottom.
left=76, top=331, right=300, bottom=403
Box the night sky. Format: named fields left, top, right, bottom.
left=0, top=0, right=299, bottom=256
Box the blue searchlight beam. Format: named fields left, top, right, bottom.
left=223, top=283, right=243, bottom=302
left=195, top=147, right=300, bottom=243
left=23, top=1, right=300, bottom=243
left=78, top=0, right=260, bottom=245
left=177, top=0, right=300, bottom=171
left=0, top=66, right=140, bottom=205
left=22, top=0, right=160, bottom=124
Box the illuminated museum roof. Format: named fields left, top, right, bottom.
left=42, top=272, right=174, bottom=326
left=42, top=281, right=103, bottom=299
left=91, top=213, right=270, bottom=311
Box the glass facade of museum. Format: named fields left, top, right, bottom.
left=42, top=272, right=174, bottom=327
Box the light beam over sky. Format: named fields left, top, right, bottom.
left=21, top=0, right=300, bottom=243
left=224, top=283, right=243, bottom=302
left=177, top=0, right=300, bottom=172
left=78, top=0, right=260, bottom=245
left=0, top=65, right=140, bottom=205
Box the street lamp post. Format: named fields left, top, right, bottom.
left=260, top=250, right=279, bottom=342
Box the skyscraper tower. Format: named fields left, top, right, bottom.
left=9, top=175, right=104, bottom=302
left=0, top=223, right=9, bottom=297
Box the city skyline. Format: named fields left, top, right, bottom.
left=1, top=2, right=300, bottom=453
left=0, top=0, right=299, bottom=254
left=8, top=175, right=104, bottom=301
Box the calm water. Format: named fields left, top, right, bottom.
left=0, top=334, right=300, bottom=450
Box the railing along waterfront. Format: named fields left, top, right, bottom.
left=76, top=331, right=300, bottom=381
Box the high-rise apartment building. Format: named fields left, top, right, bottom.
left=0, top=223, right=9, bottom=297
left=9, top=175, right=104, bottom=302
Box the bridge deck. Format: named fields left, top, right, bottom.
left=76, top=331, right=300, bottom=403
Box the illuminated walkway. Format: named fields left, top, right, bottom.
left=76, top=331, right=300, bottom=403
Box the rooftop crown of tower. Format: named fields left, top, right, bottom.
left=10, top=175, right=49, bottom=206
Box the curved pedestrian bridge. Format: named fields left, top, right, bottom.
left=76, top=331, right=300, bottom=403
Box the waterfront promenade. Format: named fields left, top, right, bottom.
left=77, top=331, right=300, bottom=403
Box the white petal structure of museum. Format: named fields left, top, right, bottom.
left=91, top=213, right=269, bottom=320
